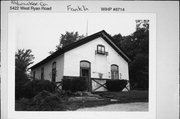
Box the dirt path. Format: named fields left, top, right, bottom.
left=76, top=102, right=148, bottom=111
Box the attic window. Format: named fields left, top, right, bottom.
left=96, top=44, right=108, bottom=56
left=97, top=45, right=105, bottom=52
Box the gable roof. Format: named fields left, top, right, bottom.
left=30, top=30, right=131, bottom=69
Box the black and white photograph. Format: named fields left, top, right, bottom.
left=1, top=1, right=179, bottom=119
left=12, top=13, right=150, bottom=111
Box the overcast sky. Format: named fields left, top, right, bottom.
left=10, top=13, right=137, bottom=66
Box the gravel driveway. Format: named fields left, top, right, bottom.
left=77, top=102, right=148, bottom=111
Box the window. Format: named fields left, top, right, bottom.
left=111, top=64, right=119, bottom=79
left=41, top=67, right=44, bottom=80
left=97, top=45, right=105, bottom=53
left=96, top=44, right=108, bottom=55
left=33, top=71, right=36, bottom=80
left=80, top=61, right=90, bottom=68
left=52, top=62, right=56, bottom=82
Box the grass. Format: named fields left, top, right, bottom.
left=95, top=90, right=148, bottom=103
left=15, top=90, right=148, bottom=111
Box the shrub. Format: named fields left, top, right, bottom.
left=15, top=80, right=30, bottom=100
left=15, top=67, right=29, bottom=84
left=18, top=98, right=31, bottom=110
left=32, top=90, right=63, bottom=111
left=62, top=77, right=87, bottom=92
left=106, top=80, right=128, bottom=92
left=32, top=80, right=56, bottom=93
left=16, top=80, right=56, bottom=99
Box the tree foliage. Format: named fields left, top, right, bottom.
left=113, top=20, right=149, bottom=90
left=15, top=49, right=35, bottom=83
left=135, top=19, right=149, bottom=31
left=49, top=31, right=84, bottom=54
left=112, top=33, right=124, bottom=47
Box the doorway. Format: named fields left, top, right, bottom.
left=80, top=60, right=91, bottom=91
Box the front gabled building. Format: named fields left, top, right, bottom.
left=30, top=30, right=131, bottom=92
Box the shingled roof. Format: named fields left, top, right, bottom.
left=30, top=30, right=131, bottom=69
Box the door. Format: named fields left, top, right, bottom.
left=81, top=68, right=90, bottom=78
left=80, top=61, right=91, bottom=91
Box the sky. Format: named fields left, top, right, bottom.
left=9, top=13, right=137, bottom=66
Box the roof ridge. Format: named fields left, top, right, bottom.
left=30, top=30, right=131, bottom=69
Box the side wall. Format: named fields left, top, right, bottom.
left=63, top=37, right=129, bottom=80
left=31, top=54, right=64, bottom=82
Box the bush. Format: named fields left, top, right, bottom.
left=15, top=67, right=29, bottom=84
left=106, top=80, right=128, bottom=92
left=17, top=98, right=31, bottom=110
left=62, top=77, right=87, bottom=92
left=15, top=80, right=56, bottom=99
left=15, top=81, right=30, bottom=100
left=32, top=90, right=63, bottom=111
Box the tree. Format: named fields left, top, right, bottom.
left=50, top=31, right=84, bottom=54
left=112, top=20, right=149, bottom=90
left=15, top=49, right=35, bottom=83
left=129, top=53, right=149, bottom=90
left=135, top=20, right=149, bottom=31
left=112, top=33, right=124, bottom=47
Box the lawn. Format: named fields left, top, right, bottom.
left=95, top=90, right=148, bottom=103
left=15, top=90, right=148, bottom=111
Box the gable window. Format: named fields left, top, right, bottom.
left=52, top=62, right=56, bottom=82
left=111, top=64, right=119, bottom=79
left=97, top=45, right=105, bottom=53
left=41, top=67, right=44, bottom=80
left=96, top=44, right=108, bottom=55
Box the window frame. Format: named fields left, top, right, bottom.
left=80, top=60, right=91, bottom=68
left=97, top=44, right=105, bottom=53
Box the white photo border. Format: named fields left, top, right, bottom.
left=1, top=1, right=179, bottom=119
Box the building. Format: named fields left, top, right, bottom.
left=30, top=30, right=131, bottom=92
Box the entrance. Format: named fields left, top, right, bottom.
left=80, top=60, right=91, bottom=91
